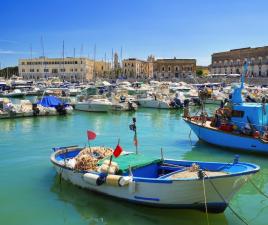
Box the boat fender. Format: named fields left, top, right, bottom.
left=83, top=173, right=104, bottom=186
left=233, top=155, right=240, bottom=164
left=106, top=175, right=123, bottom=186
left=119, top=176, right=132, bottom=186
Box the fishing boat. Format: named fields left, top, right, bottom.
left=184, top=62, right=268, bottom=153
left=50, top=145, right=259, bottom=213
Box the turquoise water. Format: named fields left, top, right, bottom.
left=0, top=108, right=268, bottom=225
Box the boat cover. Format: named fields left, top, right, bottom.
left=37, top=96, right=63, bottom=107
left=98, top=153, right=161, bottom=173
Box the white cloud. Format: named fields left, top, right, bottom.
left=0, top=49, right=37, bottom=55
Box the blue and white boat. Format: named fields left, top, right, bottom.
left=50, top=146, right=259, bottom=213
left=184, top=62, right=268, bottom=153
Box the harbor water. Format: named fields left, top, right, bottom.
left=0, top=108, right=268, bottom=225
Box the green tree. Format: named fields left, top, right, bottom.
left=196, top=69, right=203, bottom=76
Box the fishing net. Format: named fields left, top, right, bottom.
left=74, top=147, right=113, bottom=171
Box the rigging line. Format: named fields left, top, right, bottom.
left=206, top=175, right=250, bottom=225
left=202, top=177, right=210, bottom=225
left=249, top=177, right=268, bottom=199
left=188, top=128, right=193, bottom=146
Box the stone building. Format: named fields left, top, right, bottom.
left=122, top=58, right=153, bottom=80
left=93, top=61, right=111, bottom=79
left=153, top=58, right=196, bottom=79
left=19, top=57, right=110, bottom=81
left=211, top=46, right=268, bottom=76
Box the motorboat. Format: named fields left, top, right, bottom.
left=0, top=89, right=26, bottom=98
left=75, top=97, right=113, bottom=112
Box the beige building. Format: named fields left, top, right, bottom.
left=122, top=58, right=153, bottom=80
left=93, top=61, right=111, bottom=79
left=153, top=58, right=196, bottom=79
left=211, top=46, right=268, bottom=76
left=19, top=57, right=111, bottom=81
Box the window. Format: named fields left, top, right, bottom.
left=168, top=67, right=171, bottom=71
left=22, top=69, right=25, bottom=72
left=37, top=69, right=39, bottom=72
left=60, top=69, right=65, bottom=72
left=162, top=67, right=165, bottom=71
left=44, top=69, right=49, bottom=72
left=30, top=69, right=34, bottom=72
left=231, top=110, right=244, bottom=118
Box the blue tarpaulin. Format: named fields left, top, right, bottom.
left=37, top=96, right=63, bottom=107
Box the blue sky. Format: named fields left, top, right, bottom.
left=0, top=0, right=267, bottom=67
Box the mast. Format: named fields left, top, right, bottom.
left=62, top=40, right=65, bottom=81
left=93, top=44, right=96, bottom=81
left=30, top=43, right=32, bottom=80
left=41, top=36, right=46, bottom=80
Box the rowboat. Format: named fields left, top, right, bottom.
left=50, top=146, right=259, bottom=213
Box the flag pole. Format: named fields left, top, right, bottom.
left=133, top=118, right=138, bottom=154
left=108, top=138, right=120, bottom=174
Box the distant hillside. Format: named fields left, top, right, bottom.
left=0, top=66, right=19, bottom=78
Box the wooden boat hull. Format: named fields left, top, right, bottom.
left=184, top=119, right=268, bottom=153
left=50, top=148, right=259, bottom=213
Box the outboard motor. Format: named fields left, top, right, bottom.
left=55, top=103, right=67, bottom=115
left=32, top=103, right=40, bottom=116
left=184, top=99, right=190, bottom=107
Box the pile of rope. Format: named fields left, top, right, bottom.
left=74, top=147, right=113, bottom=171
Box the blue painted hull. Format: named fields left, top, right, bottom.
left=185, top=120, right=268, bottom=153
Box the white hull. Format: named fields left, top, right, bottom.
left=138, top=99, right=171, bottom=109
left=75, top=102, right=113, bottom=112
left=51, top=154, right=256, bottom=213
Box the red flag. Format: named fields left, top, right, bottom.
left=113, top=144, right=123, bottom=158
left=87, top=130, right=96, bottom=140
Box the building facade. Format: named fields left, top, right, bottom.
left=211, top=46, right=268, bottom=76
left=93, top=61, right=111, bottom=79
left=19, top=57, right=95, bottom=81
left=122, top=58, right=153, bottom=80
left=153, top=58, right=196, bottom=79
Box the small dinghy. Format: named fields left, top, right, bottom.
left=50, top=145, right=259, bottom=213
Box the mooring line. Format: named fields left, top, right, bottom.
left=202, top=177, right=210, bottom=225
left=206, top=174, right=250, bottom=225
left=249, top=177, right=268, bottom=199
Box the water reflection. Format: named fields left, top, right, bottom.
left=50, top=175, right=228, bottom=225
